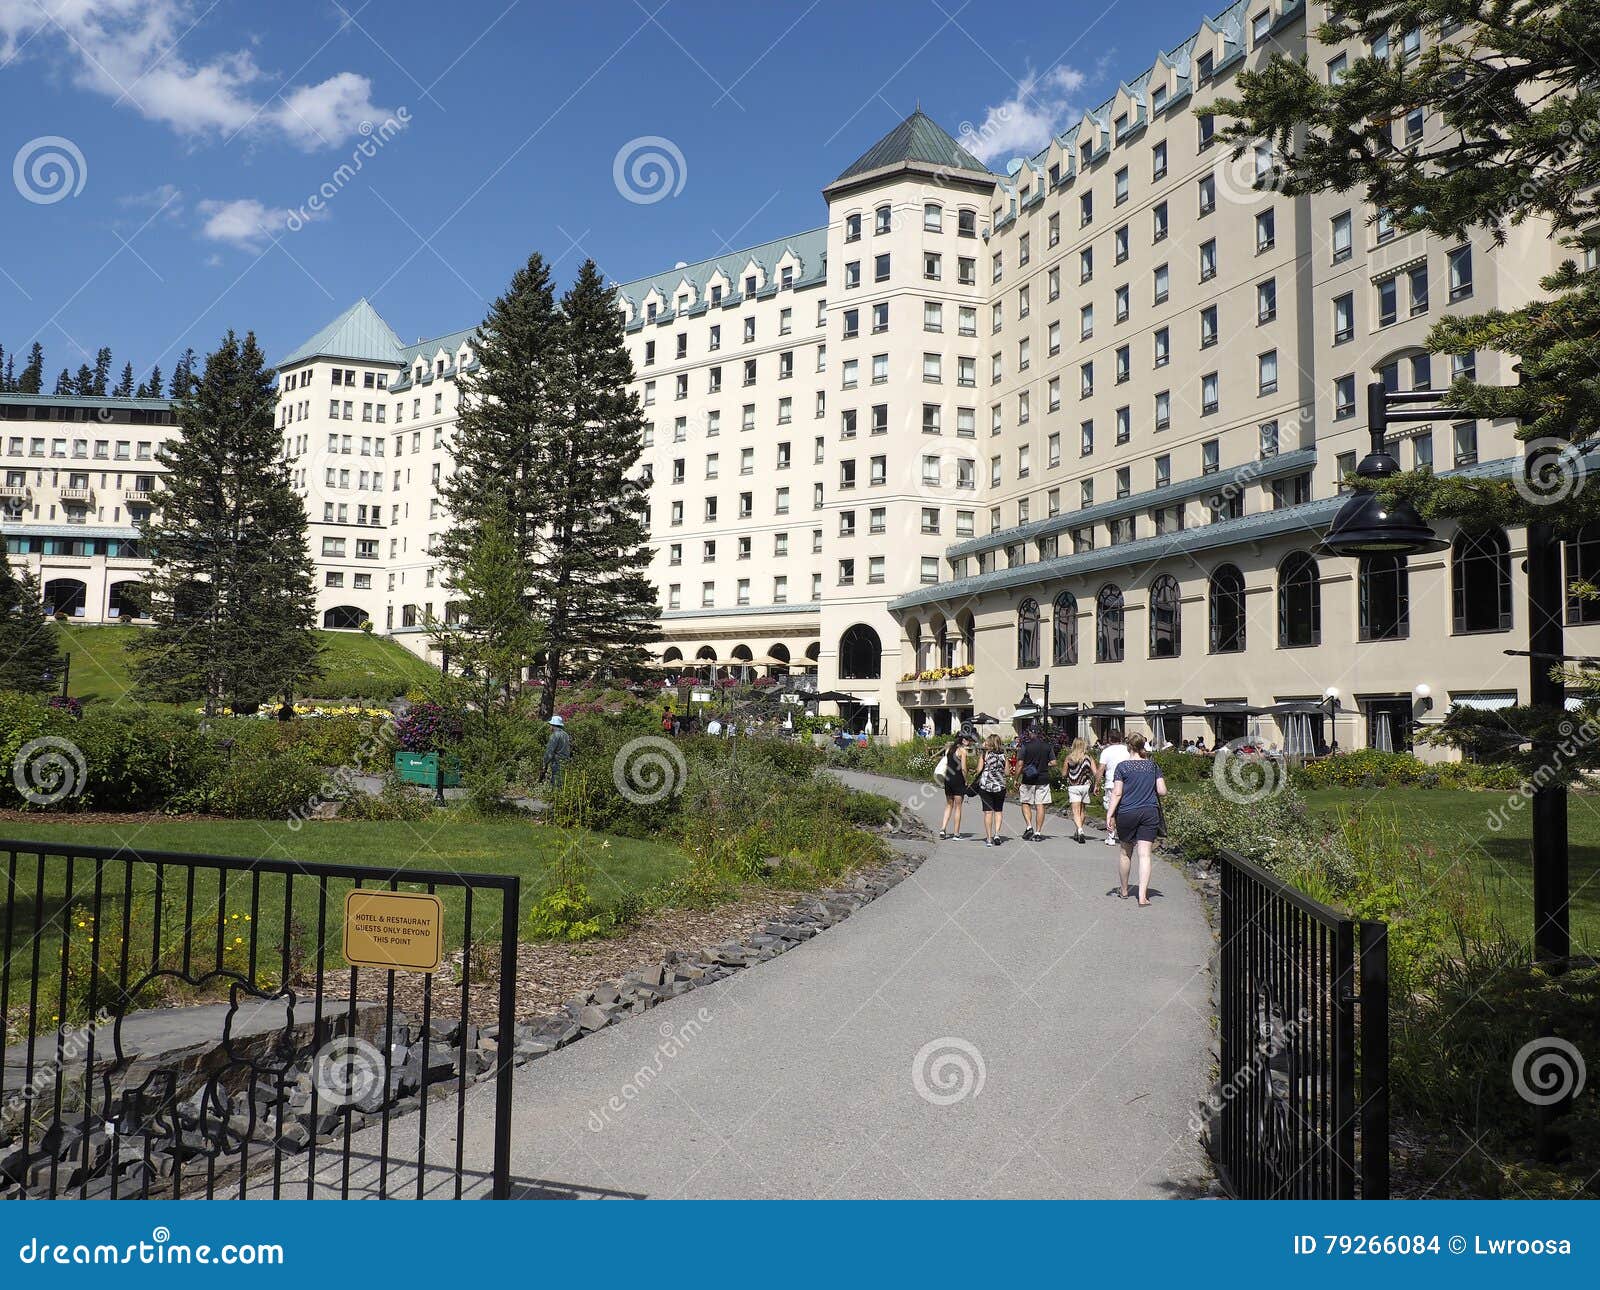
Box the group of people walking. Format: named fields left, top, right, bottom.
left=933, top=725, right=1166, bottom=906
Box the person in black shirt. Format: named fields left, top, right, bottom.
left=1017, top=724, right=1056, bottom=842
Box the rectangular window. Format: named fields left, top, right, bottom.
left=1448, top=245, right=1473, bottom=300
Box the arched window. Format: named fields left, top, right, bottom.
left=1277, top=553, right=1321, bottom=648
left=1565, top=524, right=1600, bottom=625
left=1453, top=530, right=1511, bottom=633
left=1358, top=554, right=1410, bottom=641
left=839, top=623, right=882, bottom=679
left=1016, top=599, right=1041, bottom=669
left=1208, top=564, right=1246, bottom=653
left=322, top=604, right=368, bottom=630
left=1096, top=584, right=1125, bottom=663
left=1148, top=575, right=1181, bottom=658
left=1052, top=592, right=1078, bottom=666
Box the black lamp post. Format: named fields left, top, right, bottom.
left=1015, top=679, right=1050, bottom=733
left=1321, top=382, right=1568, bottom=970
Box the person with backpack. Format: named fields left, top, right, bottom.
left=1017, top=723, right=1056, bottom=842
left=976, top=733, right=1010, bottom=848
left=935, top=733, right=971, bottom=840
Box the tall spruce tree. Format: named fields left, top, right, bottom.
left=18, top=343, right=44, bottom=394
left=92, top=347, right=112, bottom=396
left=53, top=369, right=72, bottom=395
left=113, top=362, right=135, bottom=398
left=170, top=349, right=197, bottom=398
left=73, top=364, right=95, bottom=396
left=0, top=564, right=64, bottom=693
left=432, top=501, right=540, bottom=715
left=527, top=258, right=658, bottom=710
left=137, top=364, right=163, bottom=400
left=130, top=331, right=321, bottom=713
left=4, top=355, right=15, bottom=393
left=436, top=252, right=564, bottom=572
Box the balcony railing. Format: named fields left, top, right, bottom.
left=58, top=487, right=94, bottom=504
left=124, top=489, right=153, bottom=503
left=0, top=483, right=28, bottom=500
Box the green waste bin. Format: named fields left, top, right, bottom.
left=394, top=750, right=461, bottom=787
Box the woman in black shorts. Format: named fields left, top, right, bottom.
left=937, top=734, right=971, bottom=839
left=975, top=734, right=1009, bottom=847
left=1103, top=731, right=1167, bottom=905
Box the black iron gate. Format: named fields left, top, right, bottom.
left=1, top=840, right=519, bottom=1200
left=1216, top=849, right=1389, bottom=1199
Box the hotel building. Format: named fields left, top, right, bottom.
left=5, top=0, right=1590, bottom=749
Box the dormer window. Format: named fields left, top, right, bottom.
left=710, top=285, right=723, bottom=305
left=781, top=265, right=794, bottom=288
left=1197, top=51, right=1214, bottom=80
left=744, top=274, right=757, bottom=294
left=1152, top=84, right=1168, bottom=112
left=647, top=302, right=657, bottom=321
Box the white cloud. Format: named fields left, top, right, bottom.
left=197, top=197, right=305, bottom=251
left=118, top=183, right=184, bottom=218
left=963, top=65, right=1089, bottom=166
left=0, top=1, right=395, bottom=149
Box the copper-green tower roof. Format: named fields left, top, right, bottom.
left=828, top=109, right=993, bottom=193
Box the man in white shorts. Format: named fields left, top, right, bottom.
left=1096, top=727, right=1130, bottom=845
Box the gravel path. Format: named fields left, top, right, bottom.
left=269, top=771, right=1214, bottom=1199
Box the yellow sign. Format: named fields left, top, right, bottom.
left=342, top=889, right=445, bottom=973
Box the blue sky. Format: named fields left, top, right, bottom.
left=0, top=0, right=1219, bottom=384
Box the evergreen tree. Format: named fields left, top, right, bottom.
left=4, top=355, right=15, bottom=393
left=432, top=501, right=540, bottom=716
left=527, top=258, right=659, bottom=711
left=130, top=331, right=321, bottom=713
left=436, top=251, right=564, bottom=570
left=170, top=348, right=197, bottom=398
left=92, top=347, right=112, bottom=396
left=53, top=369, right=72, bottom=395
left=1214, top=1, right=1600, bottom=532
left=73, top=364, right=95, bottom=396
left=112, top=361, right=135, bottom=398
left=136, top=364, right=163, bottom=400
left=0, top=564, right=65, bottom=693
left=18, top=343, right=44, bottom=394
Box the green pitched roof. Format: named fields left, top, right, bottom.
left=277, top=298, right=405, bottom=369
left=832, top=109, right=992, bottom=185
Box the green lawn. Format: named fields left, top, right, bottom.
left=1299, top=787, right=1600, bottom=952
left=0, top=815, right=693, bottom=1022
left=54, top=624, right=437, bottom=704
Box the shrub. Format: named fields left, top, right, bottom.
left=393, top=701, right=463, bottom=752
left=1291, top=749, right=1521, bottom=792
left=202, top=742, right=326, bottom=818
left=338, top=775, right=435, bottom=821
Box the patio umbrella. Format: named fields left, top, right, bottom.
left=969, top=712, right=1002, bottom=725
left=810, top=689, right=857, bottom=703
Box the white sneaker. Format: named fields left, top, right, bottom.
left=1104, top=835, right=1117, bottom=845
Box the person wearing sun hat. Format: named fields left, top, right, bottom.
left=542, top=714, right=573, bottom=788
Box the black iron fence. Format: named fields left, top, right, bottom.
left=1216, top=849, right=1389, bottom=1199
left=1, top=840, right=518, bottom=1200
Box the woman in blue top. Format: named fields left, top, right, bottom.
left=1103, top=731, right=1167, bottom=905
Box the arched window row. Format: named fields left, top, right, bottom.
left=1001, top=528, right=1525, bottom=671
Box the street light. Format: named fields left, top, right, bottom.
left=1015, top=680, right=1050, bottom=730
left=1322, top=382, right=1568, bottom=970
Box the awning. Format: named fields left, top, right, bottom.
left=1264, top=700, right=1345, bottom=716
left=1142, top=703, right=1209, bottom=718
left=1449, top=692, right=1518, bottom=711
left=1077, top=704, right=1130, bottom=718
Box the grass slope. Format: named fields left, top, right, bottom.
left=53, top=623, right=436, bottom=704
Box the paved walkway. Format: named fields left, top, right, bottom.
left=272, top=772, right=1215, bottom=1199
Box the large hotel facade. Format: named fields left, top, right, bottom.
left=4, top=0, right=1587, bottom=749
